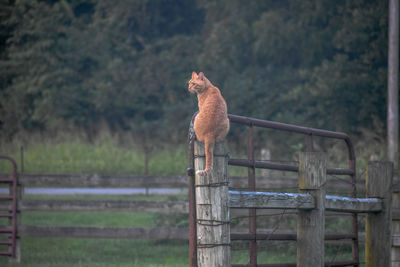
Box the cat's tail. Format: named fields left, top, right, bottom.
left=196, top=140, right=214, bottom=176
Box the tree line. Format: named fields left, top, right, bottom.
left=0, top=0, right=389, bottom=147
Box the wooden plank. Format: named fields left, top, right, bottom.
left=8, top=173, right=363, bottom=193
left=0, top=199, right=188, bottom=213
left=392, top=176, right=400, bottom=265
left=19, top=225, right=188, bottom=239
left=18, top=225, right=368, bottom=243
left=393, top=208, right=400, bottom=221
left=365, top=161, right=393, bottom=267
left=393, top=234, right=400, bottom=247
left=325, top=195, right=382, bottom=213
left=229, top=191, right=315, bottom=210
left=0, top=199, right=366, bottom=217
left=194, top=140, right=230, bottom=267
left=297, top=152, right=326, bottom=267
left=18, top=195, right=379, bottom=214
left=18, top=174, right=188, bottom=188
left=229, top=191, right=381, bottom=213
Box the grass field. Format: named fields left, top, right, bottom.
left=0, top=140, right=187, bottom=175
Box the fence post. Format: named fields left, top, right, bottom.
left=194, top=140, right=230, bottom=267
left=297, top=152, right=326, bottom=267
left=366, top=161, right=393, bottom=267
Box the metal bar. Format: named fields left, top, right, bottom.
left=229, top=158, right=354, bottom=175
left=231, top=233, right=296, bottom=241
left=0, top=156, right=18, bottom=258
left=20, top=146, right=24, bottom=174
left=229, top=158, right=298, bottom=172
left=188, top=112, right=197, bottom=267
left=324, top=261, right=360, bottom=267
left=349, top=159, right=359, bottom=266
left=232, top=261, right=358, bottom=267
left=232, top=264, right=296, bottom=267
left=11, top=156, right=17, bottom=258
left=0, top=252, right=12, bottom=256
left=231, top=233, right=356, bottom=241
left=306, top=134, right=314, bottom=152
left=228, top=114, right=350, bottom=140
left=247, top=125, right=257, bottom=265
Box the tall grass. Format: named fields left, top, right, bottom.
left=0, top=139, right=187, bottom=175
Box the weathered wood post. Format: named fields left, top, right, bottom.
left=393, top=186, right=400, bottom=267
left=366, top=161, right=393, bottom=267
left=194, top=140, right=230, bottom=267
left=297, top=152, right=326, bottom=267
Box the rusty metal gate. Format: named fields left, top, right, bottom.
left=188, top=113, right=359, bottom=267
left=0, top=156, right=18, bottom=258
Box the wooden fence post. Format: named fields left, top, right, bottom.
left=393, top=187, right=400, bottom=267
left=297, top=152, right=326, bottom=267
left=366, top=161, right=393, bottom=267
left=194, top=140, right=230, bottom=267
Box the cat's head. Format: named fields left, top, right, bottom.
left=188, top=72, right=210, bottom=94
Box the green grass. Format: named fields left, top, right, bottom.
left=0, top=140, right=187, bottom=175
left=1, top=238, right=189, bottom=267
left=22, top=211, right=157, bottom=227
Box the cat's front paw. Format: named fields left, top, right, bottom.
left=196, top=169, right=210, bottom=176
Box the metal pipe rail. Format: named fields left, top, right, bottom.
left=0, top=156, right=18, bottom=258
left=227, top=114, right=356, bottom=176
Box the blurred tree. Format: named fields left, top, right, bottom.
left=0, top=0, right=390, bottom=147
left=282, top=0, right=388, bottom=132
left=0, top=0, right=84, bottom=138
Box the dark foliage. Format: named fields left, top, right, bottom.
left=0, top=0, right=389, bottom=145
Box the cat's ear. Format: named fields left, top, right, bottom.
left=198, top=72, right=205, bottom=80
left=192, top=72, right=198, bottom=79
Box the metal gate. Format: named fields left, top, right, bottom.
left=188, top=113, right=359, bottom=267
left=0, top=156, right=18, bottom=258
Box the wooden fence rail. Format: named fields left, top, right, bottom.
left=229, top=191, right=383, bottom=213
left=0, top=199, right=188, bottom=213
left=14, top=173, right=364, bottom=192
left=20, top=225, right=188, bottom=240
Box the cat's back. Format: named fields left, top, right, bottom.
left=198, top=86, right=227, bottom=118
left=195, top=86, right=229, bottom=140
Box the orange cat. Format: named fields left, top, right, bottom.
left=188, top=72, right=230, bottom=175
